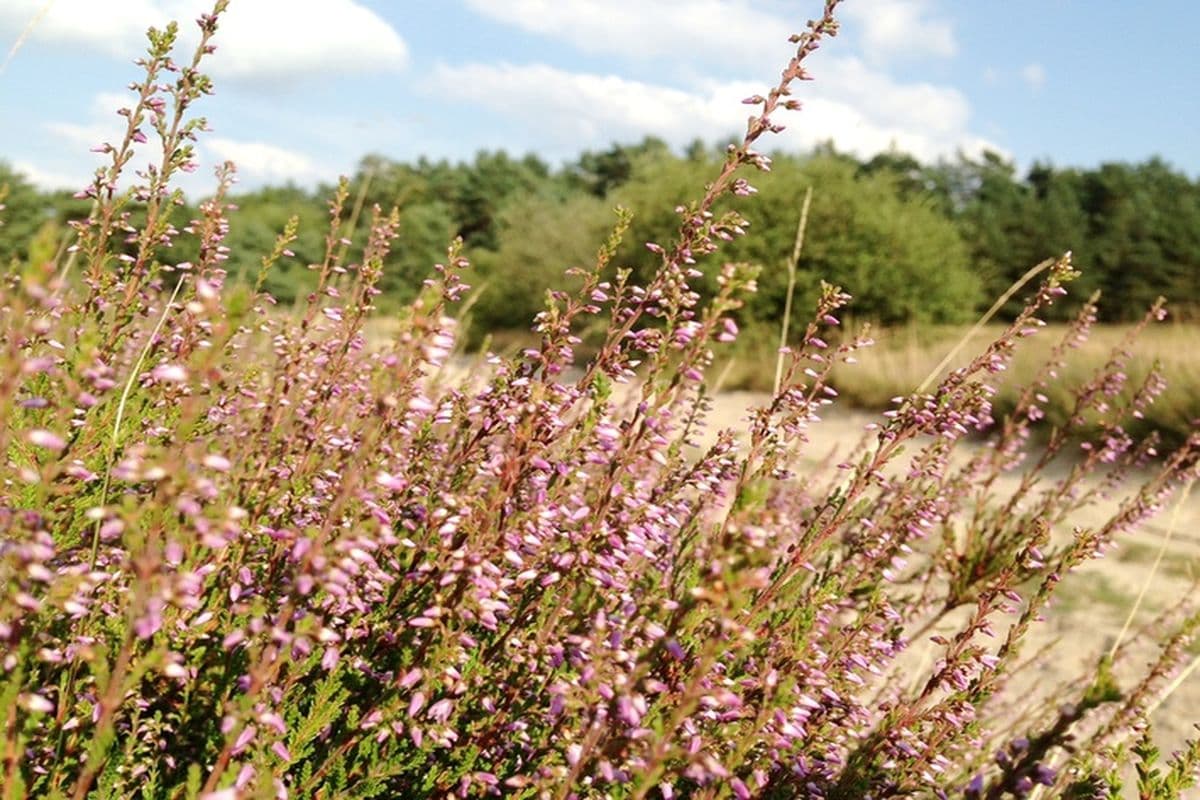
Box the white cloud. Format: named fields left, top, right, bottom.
left=1021, top=62, right=1046, bottom=90
left=430, top=62, right=734, bottom=146
left=0, top=0, right=162, bottom=57
left=467, top=0, right=958, bottom=69
left=840, top=0, right=957, bottom=62
left=204, top=137, right=331, bottom=183
left=428, top=57, right=1001, bottom=164
left=34, top=89, right=335, bottom=194
left=42, top=91, right=138, bottom=164
left=463, top=0, right=793, bottom=71
left=818, top=57, right=970, bottom=138
left=0, top=0, right=407, bottom=85
left=44, top=120, right=118, bottom=152
left=202, top=1, right=407, bottom=84
left=454, top=1, right=974, bottom=161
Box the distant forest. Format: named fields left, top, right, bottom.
left=4, top=140, right=1198, bottom=330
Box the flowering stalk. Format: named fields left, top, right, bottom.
left=2, top=2, right=1199, bottom=799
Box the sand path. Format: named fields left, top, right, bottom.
left=705, top=391, right=1200, bottom=772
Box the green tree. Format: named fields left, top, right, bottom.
left=751, top=154, right=981, bottom=325
left=381, top=200, right=457, bottom=306
left=0, top=163, right=52, bottom=266
left=1077, top=160, right=1200, bottom=320
left=453, top=151, right=550, bottom=250
left=470, top=190, right=613, bottom=332
left=221, top=185, right=327, bottom=305
left=568, top=136, right=671, bottom=197
left=612, top=150, right=982, bottom=326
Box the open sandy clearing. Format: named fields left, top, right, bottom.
left=705, top=391, right=1200, bottom=767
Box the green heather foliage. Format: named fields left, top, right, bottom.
left=2, top=3, right=1200, bottom=799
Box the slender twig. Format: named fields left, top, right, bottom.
left=774, top=185, right=813, bottom=396
left=1111, top=478, right=1195, bottom=658
left=915, top=256, right=1056, bottom=395
left=1146, top=651, right=1200, bottom=718
left=89, top=276, right=186, bottom=568
left=0, top=0, right=52, bottom=77
left=337, top=165, right=376, bottom=267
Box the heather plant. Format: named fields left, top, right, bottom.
left=2, top=2, right=1200, bottom=799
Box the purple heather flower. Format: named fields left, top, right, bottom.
left=27, top=429, right=66, bottom=450
left=152, top=363, right=188, bottom=383
left=232, top=724, right=257, bottom=755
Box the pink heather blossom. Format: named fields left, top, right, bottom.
left=231, top=725, right=257, bottom=755
left=203, top=453, right=232, bottom=472
left=163, top=663, right=189, bottom=679
left=398, top=668, right=422, bottom=689
left=408, top=395, right=436, bottom=414
left=0, top=7, right=1187, bottom=797
left=235, top=764, right=255, bottom=789
left=152, top=364, right=188, bottom=383
left=259, top=712, right=287, bottom=735
left=375, top=471, right=407, bottom=491
left=20, top=693, right=55, bottom=714
left=321, top=647, right=339, bottom=670
left=22, top=356, right=55, bottom=374
left=406, top=691, right=428, bottom=721
left=133, top=602, right=163, bottom=639
left=27, top=429, right=65, bottom=450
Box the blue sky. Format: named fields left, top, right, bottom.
left=1, top=0, right=1196, bottom=195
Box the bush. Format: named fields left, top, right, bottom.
left=609, top=148, right=982, bottom=328
left=470, top=191, right=614, bottom=333
left=2, top=3, right=1198, bottom=799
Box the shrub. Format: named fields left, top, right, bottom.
left=470, top=191, right=614, bottom=333
left=1, top=2, right=1198, bottom=799
left=608, top=148, right=982, bottom=327
left=0, top=164, right=52, bottom=266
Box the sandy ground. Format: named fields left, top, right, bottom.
left=437, top=353, right=1200, bottom=781
left=705, top=391, right=1200, bottom=783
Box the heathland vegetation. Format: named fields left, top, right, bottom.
left=2, top=1, right=1199, bottom=798
left=4, top=127, right=1200, bottom=328
left=6, top=92, right=1200, bottom=442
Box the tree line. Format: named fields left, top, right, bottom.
left=3, top=140, right=1198, bottom=330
